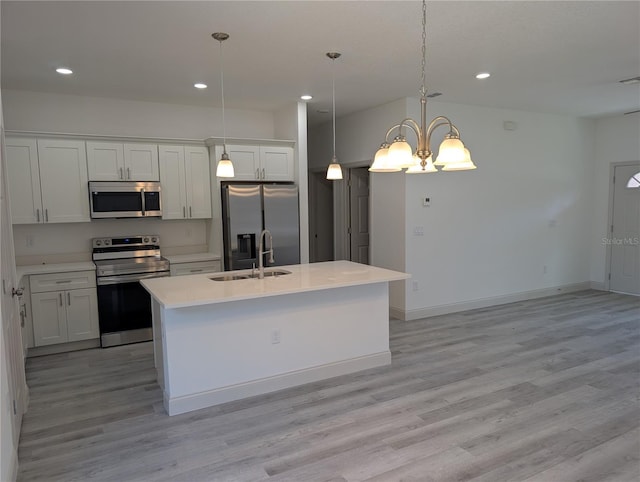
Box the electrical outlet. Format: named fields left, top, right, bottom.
left=271, top=329, right=281, bottom=344
left=423, top=197, right=431, bottom=207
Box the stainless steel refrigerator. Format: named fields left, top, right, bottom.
left=221, top=183, right=300, bottom=271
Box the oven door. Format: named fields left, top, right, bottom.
left=96, top=272, right=169, bottom=347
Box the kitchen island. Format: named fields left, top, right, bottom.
left=141, top=260, right=409, bottom=415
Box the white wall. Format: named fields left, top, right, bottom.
left=275, top=102, right=310, bottom=263
left=2, top=90, right=274, bottom=140
left=591, top=113, right=640, bottom=285
left=312, top=96, right=599, bottom=318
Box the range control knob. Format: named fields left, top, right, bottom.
left=151, top=237, right=158, bottom=243
left=143, top=237, right=150, bottom=243
left=104, top=239, right=111, bottom=246
left=95, top=240, right=102, bottom=246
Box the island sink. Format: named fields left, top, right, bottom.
left=209, top=268, right=291, bottom=282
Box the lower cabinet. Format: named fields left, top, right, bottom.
left=30, top=271, right=99, bottom=347
left=170, top=260, right=221, bottom=277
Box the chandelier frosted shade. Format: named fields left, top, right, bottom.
left=387, top=137, right=414, bottom=169
left=369, top=144, right=402, bottom=172
left=434, top=137, right=467, bottom=166
left=406, top=154, right=437, bottom=174
left=441, top=148, right=477, bottom=171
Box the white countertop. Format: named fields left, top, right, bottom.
left=141, top=260, right=409, bottom=309
left=164, top=253, right=221, bottom=264
left=16, top=262, right=96, bottom=282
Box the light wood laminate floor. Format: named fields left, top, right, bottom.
left=18, top=290, right=640, bottom=481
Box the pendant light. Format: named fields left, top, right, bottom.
left=370, top=0, right=476, bottom=174
left=213, top=32, right=234, bottom=178
left=326, top=52, right=343, bottom=180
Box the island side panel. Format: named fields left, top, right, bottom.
left=160, top=282, right=391, bottom=415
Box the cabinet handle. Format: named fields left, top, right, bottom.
left=262, top=168, right=265, bottom=179
left=55, top=280, right=72, bottom=284
left=45, top=209, right=49, bottom=222
left=119, top=167, right=124, bottom=179
left=59, top=293, right=63, bottom=307
left=127, top=167, right=131, bottom=180
left=189, top=269, right=203, bottom=273
left=189, top=206, right=192, bottom=218
left=183, top=206, right=186, bottom=218
left=256, top=168, right=260, bottom=179
left=36, top=209, right=40, bottom=223
left=67, top=292, right=71, bottom=306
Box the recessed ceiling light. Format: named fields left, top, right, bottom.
left=56, top=68, right=73, bottom=75
left=475, top=72, right=490, bottom=79
left=194, top=83, right=208, bottom=89
left=619, top=76, right=640, bottom=85
left=300, top=95, right=313, bottom=101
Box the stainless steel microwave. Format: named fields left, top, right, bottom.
left=89, top=181, right=162, bottom=219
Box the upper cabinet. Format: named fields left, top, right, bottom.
left=87, top=141, right=159, bottom=181
left=215, top=144, right=294, bottom=181
left=159, top=145, right=211, bottom=220
left=6, top=137, right=90, bottom=224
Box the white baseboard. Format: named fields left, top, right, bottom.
left=27, top=338, right=100, bottom=358
left=392, top=281, right=593, bottom=321
left=165, top=351, right=391, bottom=416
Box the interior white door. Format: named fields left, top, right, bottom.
left=349, top=167, right=370, bottom=265
left=309, top=171, right=334, bottom=262
left=0, top=120, right=28, bottom=467
left=609, top=163, right=640, bottom=294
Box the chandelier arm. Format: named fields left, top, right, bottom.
left=384, top=118, right=421, bottom=144
left=425, top=116, right=461, bottom=150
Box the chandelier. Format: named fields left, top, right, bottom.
left=369, top=0, right=476, bottom=174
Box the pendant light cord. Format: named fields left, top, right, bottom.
left=420, top=0, right=427, bottom=97
left=332, top=56, right=336, bottom=160
left=219, top=39, right=227, bottom=153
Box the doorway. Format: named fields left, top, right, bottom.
left=308, top=171, right=334, bottom=262
left=607, top=162, right=640, bottom=295
left=348, top=167, right=370, bottom=264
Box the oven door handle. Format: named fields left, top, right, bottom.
left=97, top=272, right=170, bottom=286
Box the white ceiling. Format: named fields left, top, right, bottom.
left=2, top=1, right=639, bottom=126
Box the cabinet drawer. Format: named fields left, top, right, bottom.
left=170, top=260, right=221, bottom=277
left=30, top=270, right=96, bottom=293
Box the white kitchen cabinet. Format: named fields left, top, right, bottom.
left=87, top=141, right=159, bottom=181
left=159, top=145, right=211, bottom=219
left=5, top=138, right=42, bottom=224
left=170, top=260, right=221, bottom=276
left=30, top=271, right=99, bottom=347
left=5, top=138, right=90, bottom=224
left=215, top=144, right=294, bottom=181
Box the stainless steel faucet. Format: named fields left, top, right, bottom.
left=258, top=229, right=274, bottom=279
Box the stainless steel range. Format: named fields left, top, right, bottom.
left=93, top=235, right=170, bottom=347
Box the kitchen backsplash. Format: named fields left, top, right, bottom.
left=13, top=218, right=210, bottom=265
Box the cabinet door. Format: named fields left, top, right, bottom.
left=260, top=146, right=294, bottom=181
left=170, top=260, right=220, bottom=276
left=159, top=145, right=187, bottom=219
left=5, top=138, right=43, bottom=224
left=219, top=145, right=260, bottom=180
left=31, top=291, right=67, bottom=346
left=66, top=288, right=99, bottom=342
left=87, top=141, right=125, bottom=181
left=123, top=143, right=159, bottom=181
left=185, top=146, right=212, bottom=219
left=37, top=139, right=90, bottom=223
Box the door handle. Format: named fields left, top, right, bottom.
left=11, top=287, right=24, bottom=297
